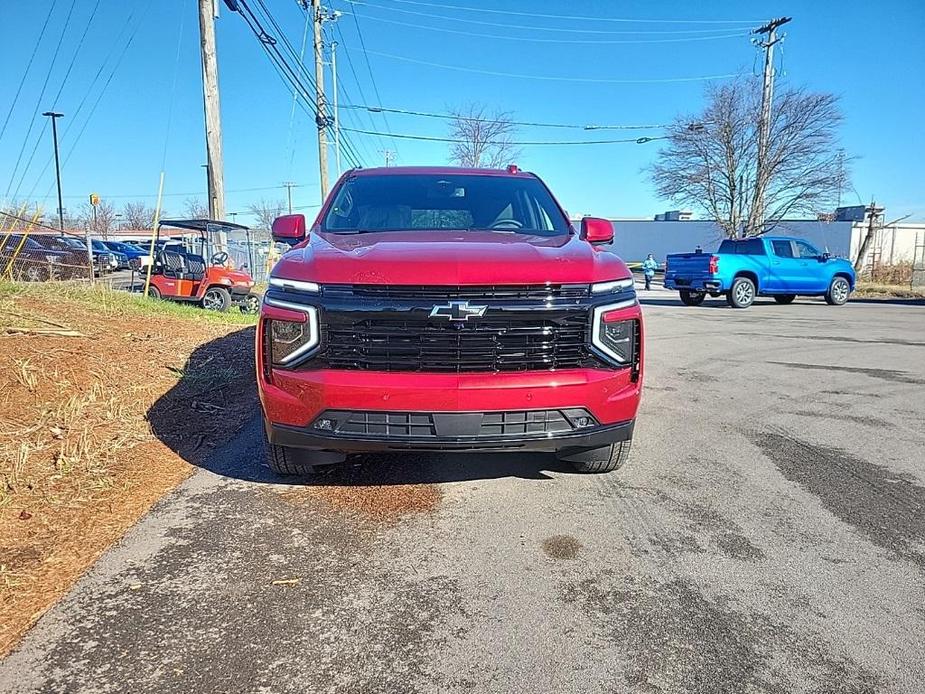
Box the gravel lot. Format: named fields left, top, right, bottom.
left=2, top=295, right=923, bottom=694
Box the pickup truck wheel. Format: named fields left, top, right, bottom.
left=774, top=294, right=796, bottom=304
left=679, top=290, right=706, bottom=306
left=825, top=277, right=851, bottom=305
left=202, top=286, right=231, bottom=312
left=727, top=277, right=756, bottom=309
left=558, top=439, right=632, bottom=474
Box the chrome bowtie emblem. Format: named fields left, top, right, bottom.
left=429, top=300, right=488, bottom=321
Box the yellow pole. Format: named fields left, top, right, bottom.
left=143, top=171, right=166, bottom=297
left=2, top=211, right=42, bottom=280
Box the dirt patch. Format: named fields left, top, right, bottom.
left=0, top=283, right=257, bottom=656
left=542, top=534, right=582, bottom=560
left=277, top=461, right=443, bottom=524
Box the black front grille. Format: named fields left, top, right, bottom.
left=321, top=284, right=590, bottom=301
left=319, top=310, right=594, bottom=372
left=315, top=408, right=597, bottom=439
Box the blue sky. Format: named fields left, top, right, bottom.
left=2, top=0, right=923, bottom=226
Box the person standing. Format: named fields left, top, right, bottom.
left=642, top=253, right=658, bottom=291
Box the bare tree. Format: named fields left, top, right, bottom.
left=649, top=78, right=849, bottom=238
left=75, top=200, right=118, bottom=237
left=448, top=104, right=521, bottom=169
left=248, top=199, right=285, bottom=230
left=121, top=201, right=160, bottom=230
left=183, top=197, right=209, bottom=218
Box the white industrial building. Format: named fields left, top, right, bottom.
left=580, top=208, right=925, bottom=268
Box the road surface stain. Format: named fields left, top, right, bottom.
left=543, top=534, right=583, bottom=560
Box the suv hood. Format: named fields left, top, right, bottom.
left=273, top=230, right=631, bottom=285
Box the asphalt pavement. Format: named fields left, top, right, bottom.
left=2, top=292, right=924, bottom=693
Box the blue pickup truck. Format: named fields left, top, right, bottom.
left=664, top=236, right=856, bottom=309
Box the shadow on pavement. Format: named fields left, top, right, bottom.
left=148, top=328, right=574, bottom=486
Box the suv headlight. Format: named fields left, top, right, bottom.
left=591, top=301, right=637, bottom=366
left=263, top=299, right=319, bottom=365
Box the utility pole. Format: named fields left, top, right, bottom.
left=198, top=0, right=226, bottom=232
left=750, top=16, right=791, bottom=235
left=853, top=201, right=883, bottom=273
left=282, top=181, right=297, bottom=214
left=331, top=40, right=341, bottom=176
left=381, top=149, right=395, bottom=167
left=311, top=0, right=330, bottom=201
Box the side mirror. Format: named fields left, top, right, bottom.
left=820, top=252, right=831, bottom=262
left=580, top=217, right=614, bottom=244
left=271, top=214, right=307, bottom=245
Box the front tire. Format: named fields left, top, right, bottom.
left=146, top=285, right=161, bottom=299
left=558, top=439, right=632, bottom=474
left=825, top=276, right=851, bottom=305
left=264, top=426, right=345, bottom=476
left=727, top=277, right=756, bottom=309
left=202, top=286, right=231, bottom=312
left=774, top=294, right=796, bottom=304
left=679, top=290, right=706, bottom=306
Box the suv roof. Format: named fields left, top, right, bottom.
left=347, top=166, right=531, bottom=178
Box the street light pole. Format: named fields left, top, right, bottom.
left=42, top=112, right=65, bottom=231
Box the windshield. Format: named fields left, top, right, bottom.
left=322, top=173, right=569, bottom=235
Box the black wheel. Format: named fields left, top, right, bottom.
left=679, top=290, right=706, bottom=306
left=263, top=426, right=345, bottom=476
left=239, top=293, right=260, bottom=314
left=202, top=286, right=231, bottom=312
left=727, top=277, right=756, bottom=309
left=146, top=285, right=161, bottom=299
left=774, top=294, right=796, bottom=304
left=825, top=276, right=851, bottom=305
left=558, top=439, right=632, bottom=474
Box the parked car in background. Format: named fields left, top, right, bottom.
left=664, top=236, right=856, bottom=308
left=57, top=236, right=115, bottom=275
left=100, top=240, right=145, bottom=269
left=0, top=234, right=86, bottom=281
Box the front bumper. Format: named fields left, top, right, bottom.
left=266, top=416, right=634, bottom=454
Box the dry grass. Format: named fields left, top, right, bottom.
left=0, top=281, right=257, bottom=656
left=854, top=281, right=925, bottom=299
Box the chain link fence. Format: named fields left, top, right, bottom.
left=1, top=212, right=96, bottom=282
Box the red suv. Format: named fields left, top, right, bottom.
left=257, top=167, right=643, bottom=475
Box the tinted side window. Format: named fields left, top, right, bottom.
left=772, top=240, right=794, bottom=258
left=739, top=239, right=765, bottom=255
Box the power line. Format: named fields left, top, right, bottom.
left=4, top=0, right=79, bottom=199
left=345, top=12, right=749, bottom=43
left=340, top=126, right=667, bottom=145
left=372, top=0, right=763, bottom=24
left=346, top=1, right=754, bottom=35
left=31, top=1, right=156, bottom=204
left=346, top=47, right=738, bottom=84
left=11, top=0, right=104, bottom=202
left=347, top=3, right=400, bottom=160
left=342, top=104, right=671, bottom=130
left=0, top=0, right=61, bottom=144
left=332, top=22, right=388, bottom=155
left=236, top=0, right=366, bottom=169
left=29, top=184, right=312, bottom=202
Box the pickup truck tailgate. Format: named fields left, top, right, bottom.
left=665, top=253, right=716, bottom=287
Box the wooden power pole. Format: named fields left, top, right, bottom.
left=198, top=0, right=226, bottom=225
left=311, top=0, right=329, bottom=201
left=750, top=16, right=791, bottom=235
